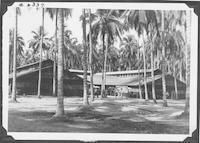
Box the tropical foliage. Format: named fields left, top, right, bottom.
left=9, top=29, right=25, bottom=71
left=28, top=27, right=51, bottom=59
left=9, top=7, right=191, bottom=116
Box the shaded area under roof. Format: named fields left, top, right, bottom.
left=78, top=73, right=186, bottom=88
left=95, top=68, right=161, bottom=76
left=78, top=74, right=141, bottom=86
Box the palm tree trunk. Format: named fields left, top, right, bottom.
left=9, top=29, right=14, bottom=74
left=138, top=72, right=142, bottom=99
left=129, top=62, right=131, bottom=70
left=54, top=8, right=65, bottom=117
left=82, top=9, right=89, bottom=105
left=184, top=10, right=191, bottom=114
left=37, top=8, right=44, bottom=99
left=100, top=34, right=105, bottom=99
left=142, top=36, right=149, bottom=101
left=63, top=54, right=66, bottom=70
left=46, top=51, right=49, bottom=59
left=89, top=9, right=94, bottom=101
left=137, top=46, right=142, bottom=99
left=161, top=11, right=168, bottom=107
left=103, top=34, right=109, bottom=98
left=179, top=63, right=183, bottom=82
left=53, top=52, right=57, bottom=96
left=151, top=41, right=157, bottom=103
left=11, top=7, right=18, bottom=102
left=173, top=62, right=178, bottom=100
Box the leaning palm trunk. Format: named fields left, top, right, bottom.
left=184, top=10, right=191, bottom=114
left=89, top=9, right=94, bottom=101
left=37, top=8, right=44, bottom=98
left=53, top=9, right=58, bottom=97
left=151, top=41, right=157, bottom=103
left=161, top=11, right=168, bottom=107
left=54, top=8, right=64, bottom=117
left=11, top=7, right=18, bottom=102
left=142, top=36, right=149, bottom=101
left=82, top=9, right=89, bottom=105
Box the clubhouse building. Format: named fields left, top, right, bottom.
left=9, top=59, right=186, bottom=99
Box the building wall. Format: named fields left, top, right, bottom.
left=9, top=68, right=84, bottom=96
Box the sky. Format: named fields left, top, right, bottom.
left=5, top=7, right=84, bottom=49
left=5, top=6, right=141, bottom=51
left=4, top=4, right=189, bottom=51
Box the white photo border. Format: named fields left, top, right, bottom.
left=2, top=2, right=198, bottom=142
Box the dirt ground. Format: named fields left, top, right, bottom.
left=8, top=95, right=189, bottom=134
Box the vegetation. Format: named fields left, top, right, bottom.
left=37, top=8, right=44, bottom=99
left=8, top=6, right=191, bottom=119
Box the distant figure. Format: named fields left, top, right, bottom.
left=114, top=88, right=119, bottom=98
left=94, top=87, right=100, bottom=98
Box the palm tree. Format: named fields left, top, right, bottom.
left=173, top=61, right=178, bottom=99
left=107, top=45, right=119, bottom=71
left=165, top=11, right=186, bottom=100
left=53, top=14, right=58, bottom=97
left=147, top=22, right=158, bottom=103
left=150, top=37, right=157, bottom=103
left=137, top=46, right=143, bottom=99
left=161, top=10, right=168, bottom=107
left=88, top=9, right=94, bottom=101
left=28, top=27, right=51, bottom=55
left=11, top=7, right=20, bottom=102
left=53, top=8, right=72, bottom=117
left=142, top=35, right=149, bottom=101
left=92, top=47, right=103, bottom=73
left=21, top=49, right=39, bottom=65
left=177, top=11, right=187, bottom=83
left=124, top=10, right=160, bottom=102
left=155, top=10, right=186, bottom=103
left=82, top=9, right=89, bottom=105
left=46, top=8, right=72, bottom=97
left=91, top=9, right=124, bottom=98
left=184, top=10, right=191, bottom=114
left=46, top=8, right=58, bottom=97
left=165, top=30, right=185, bottom=100
left=54, top=8, right=65, bottom=117
left=9, top=29, right=25, bottom=72
left=63, top=30, right=82, bottom=69
left=120, top=35, right=138, bottom=71
left=37, top=7, right=44, bottom=98
left=28, top=11, right=52, bottom=99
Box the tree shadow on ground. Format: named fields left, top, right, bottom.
left=8, top=104, right=189, bottom=134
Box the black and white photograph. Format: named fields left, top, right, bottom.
left=1, top=2, right=198, bottom=142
